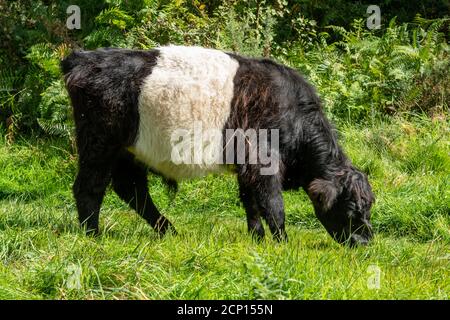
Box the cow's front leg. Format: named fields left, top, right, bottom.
left=238, top=167, right=287, bottom=242
left=238, top=177, right=265, bottom=241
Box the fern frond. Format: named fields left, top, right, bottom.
left=37, top=118, right=73, bottom=138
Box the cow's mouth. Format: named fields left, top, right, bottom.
left=327, top=223, right=373, bottom=247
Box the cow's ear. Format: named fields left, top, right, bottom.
left=308, top=179, right=338, bottom=211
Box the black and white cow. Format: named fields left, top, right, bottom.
left=61, top=45, right=374, bottom=246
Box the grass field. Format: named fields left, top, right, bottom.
left=0, top=116, right=448, bottom=299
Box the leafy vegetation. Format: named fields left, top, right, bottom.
left=1, top=1, right=448, bottom=138
left=0, top=0, right=448, bottom=299
left=284, top=17, right=449, bottom=121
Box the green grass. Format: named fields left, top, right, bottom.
left=0, top=116, right=448, bottom=299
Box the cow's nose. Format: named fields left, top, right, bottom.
left=350, top=234, right=370, bottom=247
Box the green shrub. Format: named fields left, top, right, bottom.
left=282, top=18, right=449, bottom=122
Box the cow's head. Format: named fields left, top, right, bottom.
left=307, top=167, right=375, bottom=246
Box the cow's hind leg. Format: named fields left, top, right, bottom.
left=111, top=151, right=175, bottom=236
left=73, top=160, right=112, bottom=235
